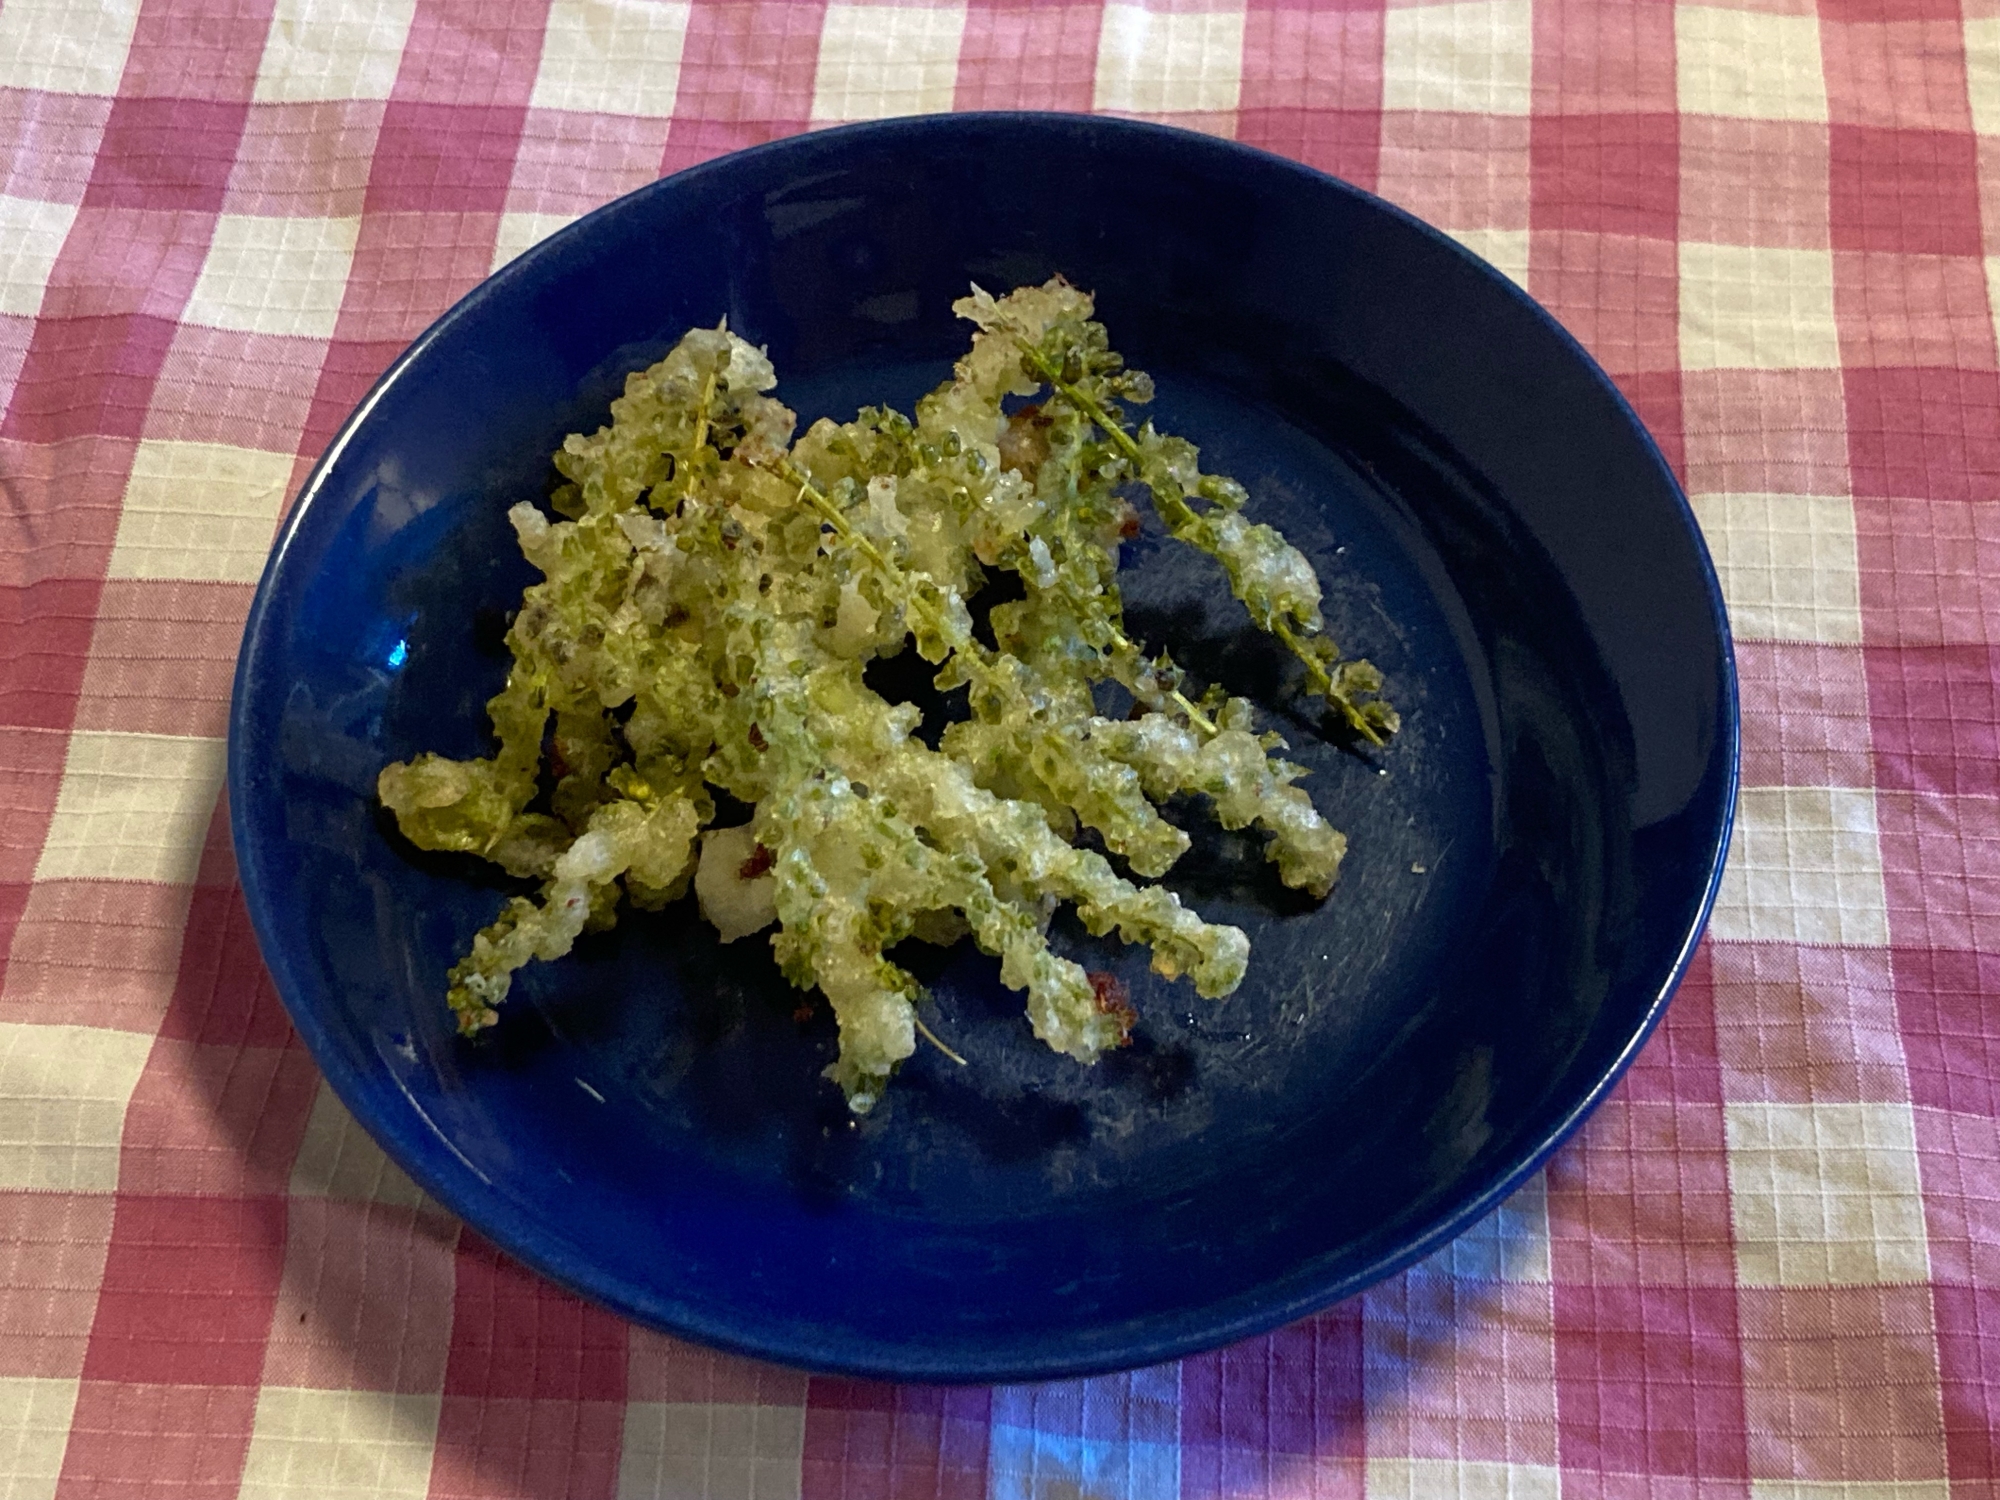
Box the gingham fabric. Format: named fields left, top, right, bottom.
left=2, top=0, right=1998, bottom=1494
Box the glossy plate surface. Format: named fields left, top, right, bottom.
left=231, top=114, right=1738, bottom=1382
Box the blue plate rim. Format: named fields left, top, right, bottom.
left=229, top=110, right=1741, bottom=1383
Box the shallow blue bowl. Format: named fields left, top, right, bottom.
left=231, top=114, right=1737, bottom=1382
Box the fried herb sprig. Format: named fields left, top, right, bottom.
left=379, top=281, right=1394, bottom=1112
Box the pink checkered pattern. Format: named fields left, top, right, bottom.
left=3, top=0, right=1998, bottom=1492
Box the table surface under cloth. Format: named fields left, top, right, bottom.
left=3, top=0, right=2000, bottom=1494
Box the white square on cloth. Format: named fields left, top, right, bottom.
left=811, top=4, right=968, bottom=123
left=183, top=214, right=362, bottom=342
left=1710, top=787, right=1891, bottom=949
left=0, top=0, right=145, bottom=96
left=254, top=0, right=420, bottom=103
left=1381, top=0, right=1534, bottom=116
left=1094, top=4, right=1248, bottom=116
left=531, top=0, right=693, bottom=118
left=1727, top=1101, right=1931, bottom=1287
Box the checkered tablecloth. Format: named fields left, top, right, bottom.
left=3, top=0, right=1998, bottom=1493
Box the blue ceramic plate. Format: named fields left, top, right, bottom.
left=231, top=114, right=1737, bottom=1382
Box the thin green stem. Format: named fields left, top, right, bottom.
left=1103, top=636, right=1216, bottom=736
left=772, top=458, right=1219, bottom=738
left=690, top=368, right=718, bottom=457
left=1007, top=345, right=1228, bottom=733
left=781, top=462, right=890, bottom=571
left=1016, top=344, right=1200, bottom=534
left=1016, top=334, right=1389, bottom=748
left=1274, top=618, right=1385, bottom=748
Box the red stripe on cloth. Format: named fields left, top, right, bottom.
left=326, top=212, right=500, bottom=344
left=1829, top=123, right=1985, bottom=258
left=83, top=97, right=251, bottom=215
left=1914, top=1104, right=2000, bottom=1283
left=1237, top=109, right=1382, bottom=189
left=1899, top=947, right=2000, bottom=1116
left=1182, top=1308, right=1364, bottom=1499
left=1526, top=231, right=1679, bottom=378
left=1856, top=495, right=2000, bottom=648
left=1238, top=2, right=1384, bottom=187
left=1679, top=116, right=1831, bottom=253
left=1845, top=367, right=2000, bottom=506
left=1548, top=1099, right=1738, bottom=1288
left=657, top=0, right=828, bottom=178
left=0, top=577, right=106, bottom=731
left=392, top=0, right=553, bottom=109
left=1821, top=16, right=1976, bottom=136
left=0, top=1190, right=117, bottom=1380
left=1983, top=134, right=2000, bottom=246
left=297, top=336, right=409, bottom=467
left=1932, top=1283, right=2000, bottom=1486
left=1612, top=368, right=1686, bottom=485
left=1737, top=1284, right=1948, bottom=1484
left=117, top=0, right=281, bottom=106
left=80, top=1194, right=288, bottom=1385
left=1616, top=942, right=1722, bottom=1106
left=72, top=580, right=255, bottom=742
left=0, top=883, right=28, bottom=1000
left=118, top=1040, right=319, bottom=1196
left=956, top=1, right=1101, bottom=116
left=441, top=1234, right=628, bottom=1402
left=0, top=467, right=132, bottom=659
left=1530, top=0, right=1676, bottom=117
left=428, top=1232, right=628, bottom=1498
left=0, top=314, right=29, bottom=424
left=0, top=722, right=69, bottom=884
left=1737, top=643, right=1875, bottom=793
left=1683, top=369, right=1850, bottom=500
left=158, top=878, right=292, bottom=1048
left=1553, top=1282, right=1751, bottom=1483
left=54, top=1380, right=261, bottom=1500
left=430, top=1395, right=626, bottom=1500
left=192, top=789, right=238, bottom=890
left=1821, top=0, right=1964, bottom=20
left=1529, top=113, right=1679, bottom=242
left=1876, top=789, right=2000, bottom=953
left=365, top=101, right=529, bottom=215
left=1833, top=248, right=2000, bottom=373
left=1866, top=643, right=2000, bottom=800
left=1, top=313, right=177, bottom=445
left=801, top=1380, right=991, bottom=1500
left=1242, top=6, right=1385, bottom=115
left=0, top=879, right=195, bottom=1034
left=223, top=99, right=386, bottom=218
left=1377, top=110, right=1529, bottom=236
left=1713, top=942, right=1906, bottom=1106
left=144, top=324, right=329, bottom=454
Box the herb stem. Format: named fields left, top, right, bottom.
left=778, top=460, right=1217, bottom=737
left=690, top=368, right=718, bottom=456
left=1102, top=632, right=1216, bottom=735
left=1275, top=618, right=1386, bottom=747
left=914, top=1012, right=968, bottom=1066
left=1018, top=336, right=1387, bottom=748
